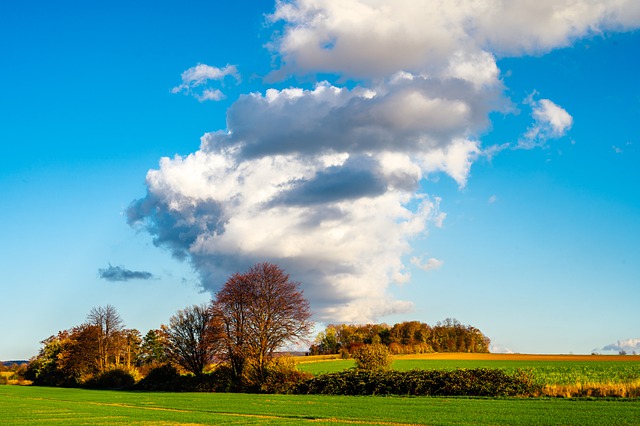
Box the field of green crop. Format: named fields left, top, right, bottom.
left=397, top=359, right=640, bottom=386
left=298, top=357, right=640, bottom=386
left=2, top=385, right=640, bottom=425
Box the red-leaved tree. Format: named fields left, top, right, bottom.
left=213, top=262, right=312, bottom=386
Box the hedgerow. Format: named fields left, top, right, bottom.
left=134, top=364, right=235, bottom=392
left=45, top=361, right=540, bottom=397
left=297, top=368, right=540, bottom=397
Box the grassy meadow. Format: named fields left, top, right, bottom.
left=2, top=353, right=639, bottom=425
left=2, top=385, right=640, bottom=425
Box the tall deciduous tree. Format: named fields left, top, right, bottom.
left=86, top=305, right=124, bottom=371
left=163, top=304, right=221, bottom=375
left=213, top=262, right=313, bottom=384
left=119, top=328, right=142, bottom=368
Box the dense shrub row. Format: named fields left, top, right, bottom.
left=124, top=360, right=311, bottom=393
left=77, top=365, right=235, bottom=392
left=297, top=369, right=541, bottom=397
left=75, top=363, right=539, bottom=397
left=134, top=365, right=235, bottom=392
left=83, top=369, right=136, bottom=390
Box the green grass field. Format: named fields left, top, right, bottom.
left=2, top=385, right=640, bottom=425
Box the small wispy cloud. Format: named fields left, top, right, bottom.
left=171, top=63, right=240, bottom=102
left=612, top=142, right=632, bottom=154
left=98, top=264, right=154, bottom=282
left=196, top=88, right=225, bottom=102
left=518, top=96, right=573, bottom=149
left=410, top=256, right=444, bottom=272
left=488, top=195, right=497, bottom=204
left=481, top=143, right=510, bottom=160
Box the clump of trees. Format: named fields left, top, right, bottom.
left=25, top=305, right=144, bottom=387
left=24, top=261, right=495, bottom=395
left=26, top=262, right=313, bottom=391
left=0, top=362, right=29, bottom=385
left=309, top=318, right=490, bottom=356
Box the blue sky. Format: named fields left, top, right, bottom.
left=1, top=1, right=639, bottom=360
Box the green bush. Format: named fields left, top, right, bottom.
left=195, top=365, right=235, bottom=392
left=134, top=364, right=182, bottom=391
left=25, top=358, right=80, bottom=388
left=297, top=368, right=540, bottom=397
left=255, top=357, right=313, bottom=394
left=83, top=368, right=135, bottom=390
left=135, top=363, right=236, bottom=392
left=352, top=344, right=392, bottom=371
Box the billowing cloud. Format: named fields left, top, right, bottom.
left=127, top=137, right=442, bottom=321
left=595, top=338, right=640, bottom=354
left=98, top=264, right=154, bottom=282
left=519, top=97, right=573, bottom=148
left=171, top=64, right=240, bottom=101
left=129, top=1, right=640, bottom=323
left=223, top=80, right=497, bottom=161
left=270, top=0, right=640, bottom=80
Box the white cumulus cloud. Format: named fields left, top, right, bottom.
left=128, top=136, right=443, bottom=322
left=130, top=0, right=640, bottom=324
left=270, top=0, right=640, bottom=80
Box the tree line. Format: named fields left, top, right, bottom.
left=310, top=318, right=490, bottom=356
left=25, top=262, right=490, bottom=391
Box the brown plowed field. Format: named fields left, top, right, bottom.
left=397, top=352, right=640, bottom=362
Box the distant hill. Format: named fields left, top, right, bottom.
left=1, top=360, right=28, bottom=367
